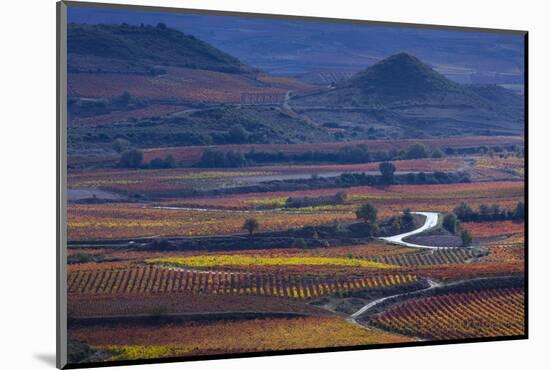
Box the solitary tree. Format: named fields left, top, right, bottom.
left=431, top=148, right=444, bottom=158
left=334, top=191, right=348, bottom=204
left=442, top=213, right=458, bottom=234
left=119, top=149, right=143, bottom=168
left=242, top=218, right=259, bottom=236
left=460, top=230, right=473, bottom=247
left=379, top=162, right=396, bottom=184
left=390, top=218, right=402, bottom=233
left=225, top=150, right=247, bottom=167
left=198, top=149, right=226, bottom=167
left=405, top=143, right=429, bottom=159
left=164, top=155, right=176, bottom=168
left=112, top=138, right=130, bottom=153
left=401, top=208, right=415, bottom=228
left=356, top=203, right=378, bottom=224
left=149, top=157, right=165, bottom=169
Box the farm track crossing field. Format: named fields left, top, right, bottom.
left=67, top=266, right=418, bottom=300
left=370, top=288, right=524, bottom=339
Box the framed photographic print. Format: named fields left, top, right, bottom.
left=57, top=1, right=527, bottom=368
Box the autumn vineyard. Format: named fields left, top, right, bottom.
left=370, top=288, right=525, bottom=339
left=63, top=9, right=526, bottom=366
left=68, top=267, right=418, bottom=298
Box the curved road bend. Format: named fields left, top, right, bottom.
left=350, top=212, right=443, bottom=321
left=379, top=211, right=443, bottom=249
left=350, top=278, right=440, bottom=320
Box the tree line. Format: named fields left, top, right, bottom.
left=195, top=143, right=441, bottom=168
left=453, top=201, right=524, bottom=222
left=114, top=140, right=522, bottom=170
left=442, top=201, right=524, bottom=247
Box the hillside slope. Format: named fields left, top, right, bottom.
left=68, top=23, right=255, bottom=74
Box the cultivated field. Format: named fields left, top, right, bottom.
left=65, top=18, right=525, bottom=365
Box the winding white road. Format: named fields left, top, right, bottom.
left=350, top=278, right=440, bottom=319
left=379, top=211, right=442, bottom=249
left=349, top=212, right=451, bottom=323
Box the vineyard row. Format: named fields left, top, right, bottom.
left=67, top=267, right=417, bottom=299
left=370, top=287, right=524, bottom=340
left=369, top=248, right=483, bottom=267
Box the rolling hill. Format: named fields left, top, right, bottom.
left=67, top=24, right=524, bottom=151
left=67, top=23, right=256, bottom=75
left=289, top=53, right=524, bottom=136
left=66, top=23, right=331, bottom=152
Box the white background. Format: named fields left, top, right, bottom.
left=0, top=0, right=548, bottom=368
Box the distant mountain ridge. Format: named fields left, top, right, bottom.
left=68, top=23, right=256, bottom=75
left=68, top=8, right=524, bottom=86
